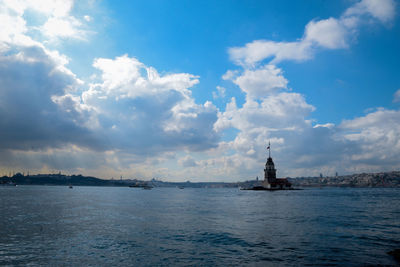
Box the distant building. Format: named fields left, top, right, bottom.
left=262, top=142, right=291, bottom=189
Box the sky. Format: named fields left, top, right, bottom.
left=0, top=0, right=399, bottom=181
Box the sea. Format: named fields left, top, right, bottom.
left=0, top=186, right=399, bottom=266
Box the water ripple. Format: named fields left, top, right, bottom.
left=0, top=186, right=399, bottom=266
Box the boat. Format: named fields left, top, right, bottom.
left=69, top=185, right=73, bottom=189
left=142, top=185, right=153, bottom=190
left=178, top=186, right=184, bottom=189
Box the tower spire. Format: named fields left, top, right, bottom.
left=269, top=141, right=271, bottom=158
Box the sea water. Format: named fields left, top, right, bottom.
left=0, top=186, right=399, bottom=266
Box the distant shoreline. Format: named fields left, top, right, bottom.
left=1, top=171, right=399, bottom=188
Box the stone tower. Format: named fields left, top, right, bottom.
left=261, top=141, right=292, bottom=189
left=264, top=141, right=276, bottom=184
left=264, top=156, right=277, bottom=183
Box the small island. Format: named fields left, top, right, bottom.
left=241, top=142, right=294, bottom=191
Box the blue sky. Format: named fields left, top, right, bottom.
left=0, top=0, right=399, bottom=181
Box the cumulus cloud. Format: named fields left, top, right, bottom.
left=338, top=108, right=400, bottom=167
left=212, top=103, right=400, bottom=179
left=212, top=78, right=330, bottom=178
left=0, top=44, right=99, bottom=151
left=304, top=18, right=349, bottom=49
left=0, top=49, right=220, bottom=176
left=42, top=16, right=85, bottom=40
left=90, top=55, right=199, bottom=99
left=345, top=0, right=396, bottom=23
left=227, top=64, right=288, bottom=99
left=214, top=93, right=315, bottom=132
left=0, top=0, right=111, bottom=177
left=229, top=40, right=311, bottom=66
left=83, top=55, right=219, bottom=154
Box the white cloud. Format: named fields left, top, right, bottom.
left=42, top=16, right=86, bottom=40
left=232, top=64, right=288, bottom=99
left=229, top=39, right=312, bottom=66
left=83, top=55, right=219, bottom=154
left=345, top=0, right=396, bottom=24
left=339, top=108, right=400, bottom=166
left=313, top=123, right=335, bottom=129
left=92, top=55, right=144, bottom=93
left=0, top=9, right=30, bottom=51
left=304, top=18, right=349, bottom=49
left=211, top=104, right=400, bottom=179
left=91, top=55, right=198, bottom=99
left=215, top=92, right=315, bottom=133
left=340, top=108, right=400, bottom=131
left=0, top=48, right=220, bottom=176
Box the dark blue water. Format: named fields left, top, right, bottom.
left=0, top=186, right=399, bottom=266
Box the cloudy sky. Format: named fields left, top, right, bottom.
left=0, top=0, right=399, bottom=181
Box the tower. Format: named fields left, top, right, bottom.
left=264, top=141, right=276, bottom=184
left=264, top=156, right=277, bottom=183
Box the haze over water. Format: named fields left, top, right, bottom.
left=1, top=186, right=399, bottom=266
